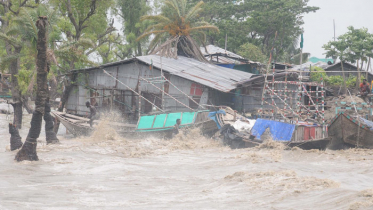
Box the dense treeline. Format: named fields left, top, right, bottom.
left=0, top=0, right=318, bottom=129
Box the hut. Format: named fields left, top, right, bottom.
left=64, top=55, right=257, bottom=121
left=324, top=61, right=373, bottom=82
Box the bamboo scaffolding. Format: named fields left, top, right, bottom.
left=140, top=77, right=194, bottom=111
left=102, top=69, right=165, bottom=113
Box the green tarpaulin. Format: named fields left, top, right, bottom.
left=136, top=112, right=200, bottom=132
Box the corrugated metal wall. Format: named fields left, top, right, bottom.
left=66, top=62, right=210, bottom=115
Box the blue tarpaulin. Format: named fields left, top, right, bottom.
left=208, top=110, right=226, bottom=129
left=251, top=119, right=295, bottom=142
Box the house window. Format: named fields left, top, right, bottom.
left=189, top=83, right=203, bottom=109
left=190, top=83, right=203, bottom=96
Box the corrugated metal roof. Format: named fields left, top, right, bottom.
left=200, top=45, right=261, bottom=65
left=201, top=45, right=244, bottom=59
left=71, top=55, right=255, bottom=92
left=137, top=55, right=255, bottom=92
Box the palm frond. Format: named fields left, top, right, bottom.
left=147, top=33, right=166, bottom=54
left=0, top=54, right=22, bottom=71
left=137, top=0, right=218, bottom=62
left=186, top=1, right=204, bottom=21
left=186, top=25, right=219, bottom=34
left=180, top=0, right=187, bottom=17
left=165, top=0, right=181, bottom=18
left=140, top=15, right=172, bottom=24
left=0, top=33, right=22, bottom=48
left=136, top=30, right=167, bottom=42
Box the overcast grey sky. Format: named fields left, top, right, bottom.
left=303, top=0, right=373, bottom=58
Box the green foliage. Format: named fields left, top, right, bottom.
left=310, top=66, right=366, bottom=88
left=188, top=0, right=318, bottom=60
left=136, top=0, right=219, bottom=60
left=346, top=75, right=366, bottom=88
left=16, top=69, right=33, bottom=95
left=310, top=66, right=328, bottom=83
left=323, top=26, right=373, bottom=89
left=324, top=27, right=373, bottom=63
left=237, top=43, right=267, bottom=63
left=326, top=75, right=344, bottom=86
left=245, top=0, right=319, bottom=57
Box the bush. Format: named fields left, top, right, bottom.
left=327, top=75, right=344, bottom=86
left=310, top=67, right=366, bottom=89
left=310, top=66, right=328, bottom=82
left=346, top=75, right=365, bottom=88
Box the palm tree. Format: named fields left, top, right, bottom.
left=15, top=16, right=49, bottom=161
left=136, top=0, right=219, bottom=62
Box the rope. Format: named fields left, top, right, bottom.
left=302, top=85, right=323, bottom=119
left=102, top=69, right=165, bottom=113
left=161, top=75, right=206, bottom=110
left=140, top=77, right=195, bottom=111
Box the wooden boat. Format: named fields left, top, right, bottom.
left=51, top=111, right=136, bottom=137
left=214, top=107, right=330, bottom=150
left=328, top=112, right=373, bottom=149
left=251, top=119, right=330, bottom=150
left=52, top=110, right=218, bottom=138
left=287, top=124, right=330, bottom=150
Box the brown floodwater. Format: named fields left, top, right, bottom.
left=1, top=113, right=373, bottom=210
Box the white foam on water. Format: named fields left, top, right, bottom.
left=1, top=113, right=373, bottom=209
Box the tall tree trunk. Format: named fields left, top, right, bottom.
left=137, top=41, right=142, bottom=56
left=9, top=123, right=23, bottom=151
left=9, top=47, right=23, bottom=129
left=2, top=6, right=23, bottom=129
left=23, top=96, right=33, bottom=114
left=15, top=17, right=49, bottom=162
left=45, top=101, right=59, bottom=144
left=341, top=61, right=347, bottom=95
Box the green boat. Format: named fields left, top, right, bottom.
left=136, top=110, right=219, bottom=138
left=52, top=110, right=218, bottom=138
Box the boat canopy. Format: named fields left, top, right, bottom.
left=136, top=111, right=208, bottom=132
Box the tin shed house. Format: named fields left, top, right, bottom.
left=64, top=55, right=256, bottom=120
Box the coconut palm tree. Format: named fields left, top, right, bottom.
left=136, top=0, right=219, bottom=62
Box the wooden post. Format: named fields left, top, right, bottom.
left=138, top=81, right=141, bottom=120
left=284, top=66, right=288, bottom=121
left=271, top=63, right=275, bottom=119
left=160, top=56, right=165, bottom=110
left=110, top=89, right=113, bottom=112
left=321, top=75, right=325, bottom=138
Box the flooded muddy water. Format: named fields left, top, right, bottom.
left=1, top=113, right=373, bottom=209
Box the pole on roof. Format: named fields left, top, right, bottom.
left=333, top=19, right=336, bottom=42
left=225, top=34, right=227, bottom=51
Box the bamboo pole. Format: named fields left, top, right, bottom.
left=161, top=75, right=205, bottom=109
left=321, top=75, right=325, bottom=138
left=284, top=66, right=288, bottom=120
left=271, top=63, right=275, bottom=118
left=160, top=56, right=165, bottom=110
left=102, top=70, right=164, bottom=112
left=140, top=77, right=194, bottom=111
